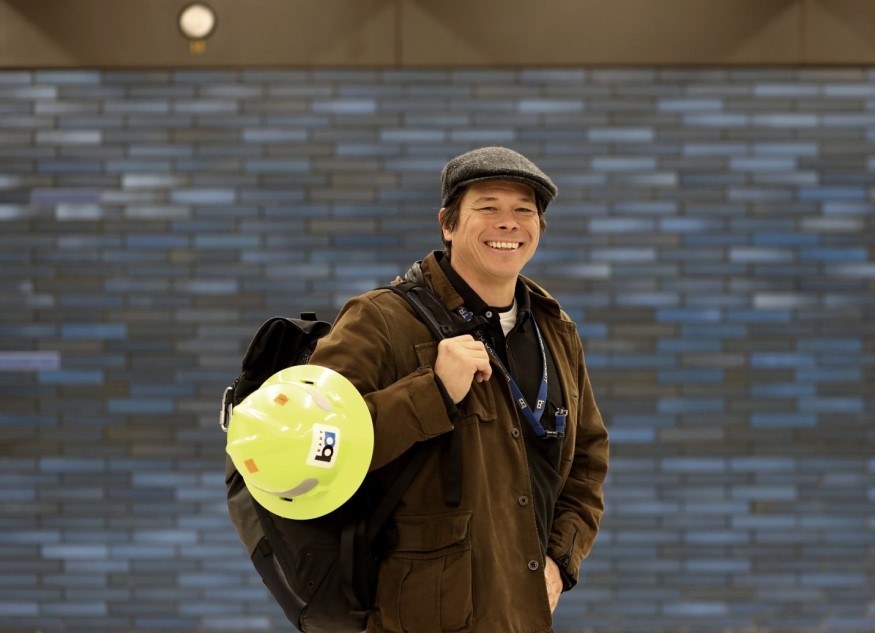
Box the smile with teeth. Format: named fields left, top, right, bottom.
left=486, top=241, right=522, bottom=251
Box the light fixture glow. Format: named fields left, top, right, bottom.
left=178, top=3, right=217, bottom=40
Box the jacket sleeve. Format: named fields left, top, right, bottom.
left=547, top=340, right=609, bottom=590
left=308, top=291, right=456, bottom=471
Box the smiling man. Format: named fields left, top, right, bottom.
left=310, top=146, right=609, bottom=632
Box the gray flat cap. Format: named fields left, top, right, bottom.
left=440, top=146, right=558, bottom=211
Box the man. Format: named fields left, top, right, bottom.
left=310, top=146, right=609, bottom=632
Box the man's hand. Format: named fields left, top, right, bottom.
left=434, top=335, right=492, bottom=404
left=545, top=556, right=562, bottom=613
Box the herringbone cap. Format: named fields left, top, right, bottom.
left=440, top=146, right=558, bottom=211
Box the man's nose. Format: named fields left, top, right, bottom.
left=495, top=209, right=519, bottom=229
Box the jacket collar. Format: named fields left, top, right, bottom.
left=411, top=251, right=564, bottom=322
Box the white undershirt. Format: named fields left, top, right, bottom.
left=497, top=300, right=518, bottom=336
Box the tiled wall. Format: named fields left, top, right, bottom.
left=1, top=68, right=873, bottom=633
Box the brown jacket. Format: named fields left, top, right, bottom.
left=310, top=252, right=609, bottom=633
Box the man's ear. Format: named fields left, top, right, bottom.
left=438, top=208, right=451, bottom=242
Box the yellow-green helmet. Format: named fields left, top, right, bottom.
left=226, top=365, right=374, bottom=520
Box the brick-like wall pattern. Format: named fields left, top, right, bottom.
left=1, top=68, right=874, bottom=633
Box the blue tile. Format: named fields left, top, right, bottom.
left=824, top=83, right=875, bottom=97
left=107, top=399, right=174, bottom=414
left=752, top=113, right=818, bottom=127
left=657, top=339, right=721, bottom=352
left=801, top=248, right=867, bottom=262
left=658, top=398, right=725, bottom=414
left=588, top=218, right=655, bottom=233
left=125, top=234, right=189, bottom=249
left=38, top=370, right=103, bottom=385
left=241, top=128, right=307, bottom=143
left=753, top=233, right=819, bottom=247
left=617, top=293, right=679, bottom=307
left=611, top=355, right=677, bottom=369
left=607, top=428, right=657, bottom=443
left=659, top=369, right=724, bottom=384
left=752, top=141, right=818, bottom=156
left=31, top=188, right=101, bottom=204
left=380, top=129, right=446, bottom=143
left=753, top=294, right=817, bottom=309
left=729, top=458, right=796, bottom=472
left=588, top=128, right=654, bottom=142
left=799, top=397, right=864, bottom=413
left=176, top=280, right=239, bottom=295
left=42, top=545, right=109, bottom=559
left=827, top=263, right=875, bottom=278
left=518, top=99, right=585, bottom=114
left=753, top=83, right=819, bottom=97
left=659, top=218, right=719, bottom=233
left=730, top=156, right=797, bottom=171
left=659, top=99, right=723, bottom=112
left=751, top=353, right=816, bottom=369
left=687, top=559, right=751, bottom=573
left=799, top=187, right=866, bottom=202
left=201, top=616, right=272, bottom=630
left=0, top=351, right=60, bottom=371
left=591, top=157, right=657, bottom=171
left=726, top=309, right=791, bottom=323
left=751, top=383, right=816, bottom=398
left=244, top=159, right=310, bottom=173
left=60, top=324, right=127, bottom=339
left=133, top=530, right=199, bottom=544
left=797, top=338, right=862, bottom=353
left=682, top=324, right=748, bottom=338
left=590, top=248, right=657, bottom=263
left=800, top=573, right=866, bottom=587
left=42, top=602, right=109, bottom=616
left=750, top=413, right=817, bottom=428
left=135, top=617, right=202, bottom=629
left=194, top=235, right=260, bottom=249
left=663, top=601, right=728, bottom=617
left=683, top=142, right=746, bottom=157
left=0, top=602, right=38, bottom=616
left=614, top=201, right=679, bottom=215
left=311, top=99, right=376, bottom=114
left=684, top=113, right=748, bottom=126
left=822, top=113, right=875, bottom=127
left=730, top=248, right=794, bottom=263
left=657, top=308, right=722, bottom=323
left=0, top=414, right=55, bottom=427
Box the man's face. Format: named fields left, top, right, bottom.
left=441, top=180, right=541, bottom=288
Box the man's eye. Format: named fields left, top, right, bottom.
left=517, top=208, right=536, bottom=214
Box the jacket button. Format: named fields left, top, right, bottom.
left=511, top=428, right=520, bottom=438
left=518, top=496, right=529, bottom=506
left=528, top=560, right=539, bottom=571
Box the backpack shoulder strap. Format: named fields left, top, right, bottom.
left=384, top=280, right=464, bottom=507
left=387, top=280, right=468, bottom=340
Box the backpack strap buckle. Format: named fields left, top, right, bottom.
left=219, top=385, right=234, bottom=432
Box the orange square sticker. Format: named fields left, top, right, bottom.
left=274, top=393, right=289, bottom=406
left=245, top=458, right=259, bottom=473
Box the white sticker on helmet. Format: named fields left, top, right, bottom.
left=307, top=423, right=339, bottom=468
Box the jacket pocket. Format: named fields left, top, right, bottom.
left=377, top=510, right=473, bottom=633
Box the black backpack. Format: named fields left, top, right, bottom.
left=220, top=281, right=467, bottom=633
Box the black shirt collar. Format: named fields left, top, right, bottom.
left=436, top=250, right=532, bottom=328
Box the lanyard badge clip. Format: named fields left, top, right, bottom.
left=549, top=407, right=568, bottom=439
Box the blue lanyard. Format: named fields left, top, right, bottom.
left=456, top=306, right=565, bottom=439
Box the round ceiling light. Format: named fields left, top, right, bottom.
left=178, top=3, right=217, bottom=40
